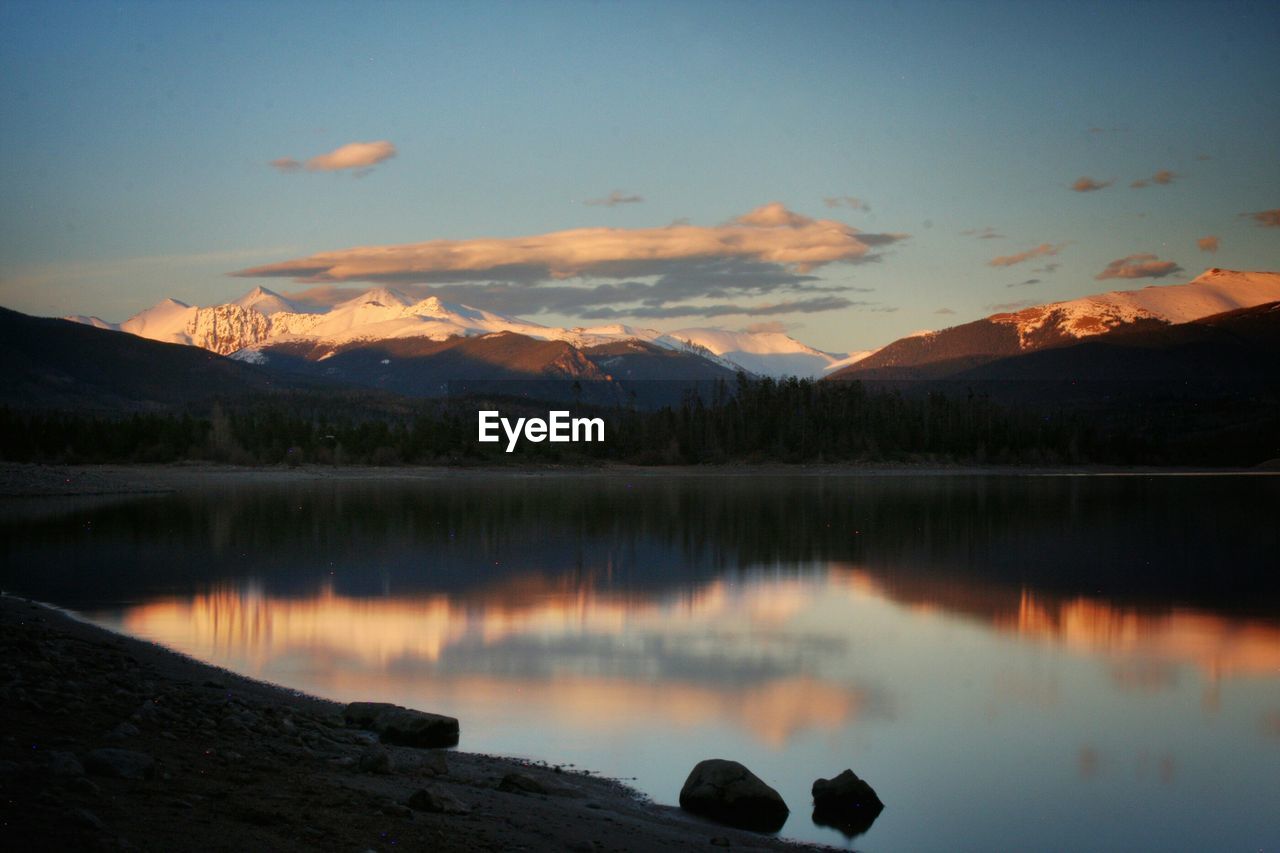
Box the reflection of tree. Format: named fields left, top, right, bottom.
left=3, top=475, right=1275, bottom=618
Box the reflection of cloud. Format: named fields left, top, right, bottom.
left=1071, top=177, right=1112, bottom=192
left=1109, top=660, right=1179, bottom=693
left=989, top=243, right=1065, bottom=267
left=826, top=566, right=1280, bottom=683
left=1095, top=253, right=1182, bottom=280
left=998, top=590, right=1280, bottom=679
left=117, top=578, right=872, bottom=747
left=1262, top=711, right=1280, bottom=738
left=584, top=190, right=644, bottom=207
left=1007, top=278, right=1040, bottom=288
left=1196, top=236, right=1220, bottom=253
left=934, top=307, right=956, bottom=315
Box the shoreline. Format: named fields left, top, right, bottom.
left=0, top=594, right=829, bottom=851
left=1, top=460, right=1276, bottom=498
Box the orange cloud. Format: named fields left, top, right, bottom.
left=823, top=195, right=869, bottom=211
left=1242, top=208, right=1280, bottom=227
left=272, top=140, right=397, bottom=173
left=1071, top=176, right=1112, bottom=192
left=233, top=203, right=907, bottom=285
left=1197, top=236, right=1220, bottom=253
left=584, top=190, right=644, bottom=207
left=1132, top=170, right=1177, bottom=189
left=988, top=243, right=1065, bottom=267
left=1095, top=253, right=1182, bottom=280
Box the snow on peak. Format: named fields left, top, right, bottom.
left=337, top=286, right=413, bottom=310
left=233, top=285, right=297, bottom=315
left=669, top=327, right=849, bottom=378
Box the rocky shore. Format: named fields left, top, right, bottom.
left=0, top=595, right=830, bottom=852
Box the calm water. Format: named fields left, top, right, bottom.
left=2, top=474, right=1278, bottom=850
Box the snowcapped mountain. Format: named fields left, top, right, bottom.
left=65, top=285, right=839, bottom=377
left=667, top=327, right=866, bottom=378
left=829, top=268, right=1280, bottom=380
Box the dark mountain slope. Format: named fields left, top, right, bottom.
left=0, top=307, right=311, bottom=411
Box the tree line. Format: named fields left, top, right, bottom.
left=1, top=376, right=1275, bottom=467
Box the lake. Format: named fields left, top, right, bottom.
left=2, top=472, right=1277, bottom=850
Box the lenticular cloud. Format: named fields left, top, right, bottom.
left=232, top=203, right=907, bottom=285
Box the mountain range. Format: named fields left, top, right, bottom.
left=68, top=285, right=853, bottom=380
left=827, top=268, right=1280, bottom=380
left=26, top=267, right=1278, bottom=411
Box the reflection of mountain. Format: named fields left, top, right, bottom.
left=827, top=568, right=1280, bottom=681
left=5, top=475, right=1275, bottom=615
left=113, top=580, right=869, bottom=748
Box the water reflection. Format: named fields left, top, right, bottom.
left=1, top=474, right=1278, bottom=850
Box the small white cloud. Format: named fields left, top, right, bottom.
left=271, top=141, right=397, bottom=173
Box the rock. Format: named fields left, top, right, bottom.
left=358, top=745, right=393, bottom=774
left=406, top=785, right=470, bottom=815
left=84, top=748, right=155, bottom=781
left=342, top=702, right=459, bottom=748
left=381, top=802, right=413, bottom=818
left=107, top=722, right=140, bottom=740
left=498, top=772, right=546, bottom=795
left=49, top=751, right=85, bottom=777
left=678, top=759, right=789, bottom=833
left=810, top=769, right=884, bottom=838
left=69, top=777, right=101, bottom=795
left=71, top=808, right=104, bottom=830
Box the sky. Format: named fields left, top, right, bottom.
left=1, top=0, right=1277, bottom=353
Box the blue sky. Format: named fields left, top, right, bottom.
left=1, top=0, right=1277, bottom=351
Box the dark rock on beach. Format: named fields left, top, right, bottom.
left=342, top=701, right=460, bottom=748
left=1, top=593, right=828, bottom=852
left=811, top=768, right=884, bottom=837
left=678, top=758, right=789, bottom=833
left=83, top=748, right=155, bottom=780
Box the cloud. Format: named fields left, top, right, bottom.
left=236, top=203, right=907, bottom=286
left=823, top=195, right=868, bottom=211
left=1032, top=262, right=1061, bottom=274
left=255, top=204, right=909, bottom=319
left=1242, top=208, right=1280, bottom=227
left=988, top=243, right=1065, bottom=267
left=961, top=226, right=1003, bottom=239
left=1196, top=153, right=1212, bottom=161
left=933, top=307, right=956, bottom=315
left=578, top=296, right=862, bottom=320
left=1197, top=236, right=1220, bottom=253
left=584, top=190, right=644, bottom=207
left=272, top=140, right=397, bottom=173
left=1131, top=169, right=1176, bottom=188
left=1095, top=254, right=1183, bottom=281
left=743, top=321, right=788, bottom=334
left=1071, top=177, right=1113, bottom=192
left=987, top=299, right=1039, bottom=312
left=1007, top=278, right=1040, bottom=288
